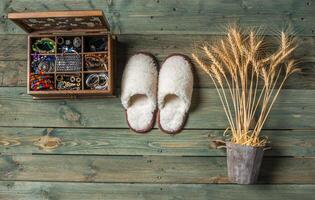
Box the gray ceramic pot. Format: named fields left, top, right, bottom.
left=226, top=142, right=264, bottom=184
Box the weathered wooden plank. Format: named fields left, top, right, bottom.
left=1, top=60, right=313, bottom=89
left=1, top=182, right=315, bottom=200
left=2, top=35, right=315, bottom=61
left=116, top=35, right=315, bottom=90
left=0, top=61, right=25, bottom=86
left=0, top=127, right=314, bottom=157
left=0, top=35, right=26, bottom=61
left=0, top=155, right=314, bottom=184
left=0, top=35, right=314, bottom=88
left=0, top=88, right=313, bottom=129
left=0, top=0, right=314, bottom=35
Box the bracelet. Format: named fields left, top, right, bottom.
left=32, top=38, right=56, bottom=53
left=85, top=54, right=108, bottom=71
left=30, top=73, right=54, bottom=91
left=85, top=73, right=108, bottom=90
left=85, top=74, right=99, bottom=88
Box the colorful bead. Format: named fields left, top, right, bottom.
left=30, top=73, right=54, bottom=91
left=31, top=54, right=55, bottom=74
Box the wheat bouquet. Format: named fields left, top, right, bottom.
left=192, top=26, right=299, bottom=147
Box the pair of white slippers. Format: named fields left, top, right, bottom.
left=121, top=53, right=194, bottom=134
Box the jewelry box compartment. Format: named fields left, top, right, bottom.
left=56, top=74, right=82, bottom=90
left=28, top=34, right=113, bottom=98
left=9, top=10, right=115, bottom=99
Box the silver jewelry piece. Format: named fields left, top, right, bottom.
left=85, top=74, right=99, bottom=88
left=65, top=39, right=71, bottom=46
left=73, top=37, right=81, bottom=48
left=85, top=73, right=108, bottom=90
left=70, top=76, right=76, bottom=83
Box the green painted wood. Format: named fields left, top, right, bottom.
left=0, top=181, right=315, bottom=200
left=0, top=0, right=314, bottom=35
left=1, top=182, right=315, bottom=200
left=0, top=35, right=314, bottom=88
left=0, top=61, right=25, bottom=86
left=0, top=0, right=313, bottom=197
left=0, top=88, right=313, bottom=129
left=0, top=35, right=26, bottom=61
left=1, top=60, right=313, bottom=88
left=0, top=155, right=314, bottom=184
left=2, top=35, right=315, bottom=62
left=0, top=127, right=314, bottom=157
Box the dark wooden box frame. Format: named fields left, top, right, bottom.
left=8, top=10, right=115, bottom=99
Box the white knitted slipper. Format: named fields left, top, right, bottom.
left=121, top=53, right=158, bottom=133
left=158, top=54, right=194, bottom=134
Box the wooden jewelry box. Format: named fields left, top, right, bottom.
left=8, top=10, right=115, bottom=99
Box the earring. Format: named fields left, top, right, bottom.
left=73, top=37, right=81, bottom=48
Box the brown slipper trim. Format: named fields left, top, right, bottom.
left=125, top=109, right=156, bottom=133
left=123, top=52, right=159, bottom=134
left=158, top=54, right=193, bottom=134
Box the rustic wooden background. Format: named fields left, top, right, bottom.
left=0, top=0, right=315, bottom=199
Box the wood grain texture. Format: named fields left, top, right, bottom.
left=0, top=0, right=315, bottom=35
left=0, top=155, right=314, bottom=184
left=0, top=0, right=314, bottom=196
left=0, top=35, right=26, bottom=60
left=0, top=127, right=314, bottom=157
left=0, top=61, right=25, bottom=86
left=1, top=181, right=315, bottom=200
left=0, top=35, right=315, bottom=89
left=2, top=35, right=315, bottom=61
left=0, top=88, right=313, bottom=129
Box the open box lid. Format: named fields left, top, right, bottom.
left=8, top=10, right=110, bottom=33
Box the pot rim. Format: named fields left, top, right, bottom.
left=225, top=141, right=265, bottom=150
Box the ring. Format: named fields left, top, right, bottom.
left=57, top=37, right=64, bottom=45
left=70, top=76, right=76, bottom=83
left=76, top=77, right=81, bottom=83
left=56, top=75, right=63, bottom=81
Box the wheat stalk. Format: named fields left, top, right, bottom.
left=192, top=26, right=299, bottom=147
